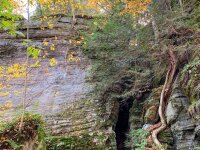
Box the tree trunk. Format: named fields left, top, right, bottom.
left=152, top=15, right=159, bottom=45
left=19, top=0, right=30, bottom=132
left=151, top=48, right=179, bottom=149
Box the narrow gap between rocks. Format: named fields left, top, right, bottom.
left=115, top=97, right=133, bottom=150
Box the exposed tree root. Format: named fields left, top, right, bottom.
left=145, top=123, right=162, bottom=150
left=151, top=48, right=179, bottom=149
left=147, top=122, right=162, bottom=132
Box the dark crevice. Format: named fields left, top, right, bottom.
left=115, top=97, right=133, bottom=150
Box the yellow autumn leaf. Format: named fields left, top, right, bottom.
left=43, top=39, right=48, bottom=46
left=49, top=58, right=58, bottom=67
left=5, top=100, right=12, bottom=108
left=47, top=22, right=54, bottom=29
left=50, top=44, right=55, bottom=51
left=5, top=63, right=26, bottom=79
left=0, top=91, right=10, bottom=97
left=30, top=60, right=41, bottom=68
left=0, top=66, right=4, bottom=73
left=13, top=90, right=22, bottom=96
left=67, top=52, right=80, bottom=62
left=0, top=84, right=7, bottom=91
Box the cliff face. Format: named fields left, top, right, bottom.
left=0, top=14, right=200, bottom=150
left=81, top=12, right=200, bottom=149
left=166, top=83, right=199, bottom=150
left=0, top=16, right=99, bottom=136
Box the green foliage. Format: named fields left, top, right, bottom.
left=0, top=112, right=44, bottom=149
left=183, top=59, right=200, bottom=91
left=0, top=0, right=21, bottom=35
left=83, top=14, right=133, bottom=57
left=82, top=14, right=134, bottom=89
left=0, top=113, right=115, bottom=150
left=195, top=146, right=200, bottom=150
left=125, top=129, right=150, bottom=150
left=22, top=40, right=41, bottom=60
left=45, top=132, right=114, bottom=150
left=135, top=24, right=154, bottom=51
left=27, top=46, right=41, bottom=59
left=183, top=1, right=200, bottom=29
left=0, top=113, right=44, bottom=132
left=3, top=140, right=22, bottom=149
left=183, top=60, right=200, bottom=75
left=82, top=11, right=155, bottom=124
left=185, top=11, right=200, bottom=29
left=37, top=126, right=47, bottom=150
left=191, top=98, right=199, bottom=105
left=181, top=59, right=200, bottom=101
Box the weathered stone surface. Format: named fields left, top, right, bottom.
left=129, top=100, right=144, bottom=129
left=0, top=16, right=118, bottom=150
left=0, top=40, right=21, bottom=57
left=1, top=14, right=199, bottom=150
left=0, top=17, right=99, bottom=138
left=167, top=83, right=200, bottom=150
left=144, top=87, right=161, bottom=124
left=166, top=90, right=189, bottom=125
left=145, top=105, right=158, bottom=123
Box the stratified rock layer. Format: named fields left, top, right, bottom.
left=0, top=16, right=98, bottom=137
left=166, top=83, right=200, bottom=150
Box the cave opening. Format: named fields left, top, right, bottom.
left=115, top=97, right=133, bottom=150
